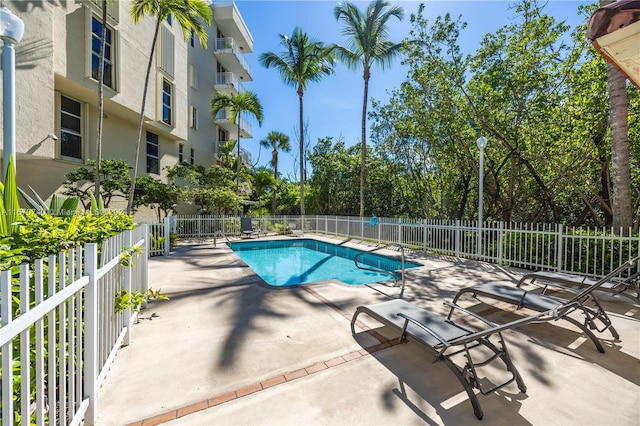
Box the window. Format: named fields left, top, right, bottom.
left=60, top=96, right=83, bottom=160
left=190, top=29, right=195, bottom=47
left=166, top=13, right=172, bottom=25
left=162, top=79, right=172, bottom=125
left=190, top=148, right=195, bottom=165
left=188, top=65, right=199, bottom=90
left=189, top=106, right=198, bottom=129
left=178, top=143, right=184, bottom=163
left=146, top=131, right=159, bottom=174
left=91, top=16, right=114, bottom=89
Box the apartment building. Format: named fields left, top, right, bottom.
left=0, top=0, right=253, bottom=214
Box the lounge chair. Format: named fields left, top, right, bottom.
left=517, top=268, right=640, bottom=304
left=240, top=217, right=260, bottom=238
left=351, top=298, right=558, bottom=420
left=452, top=257, right=640, bottom=354
left=288, top=221, right=304, bottom=237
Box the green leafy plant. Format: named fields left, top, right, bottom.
left=18, top=185, right=80, bottom=216
left=119, top=245, right=144, bottom=267
left=114, top=287, right=169, bottom=314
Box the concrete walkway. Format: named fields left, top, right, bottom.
left=96, top=236, right=640, bottom=425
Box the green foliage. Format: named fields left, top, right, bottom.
left=63, top=159, right=132, bottom=208
left=166, top=162, right=241, bottom=214
left=8, top=210, right=134, bottom=266
left=364, top=0, right=639, bottom=228
left=114, top=287, right=169, bottom=314
left=134, top=175, right=178, bottom=221
left=119, top=244, right=144, bottom=266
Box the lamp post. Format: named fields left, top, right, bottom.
left=0, top=7, right=25, bottom=181
left=476, top=136, right=487, bottom=256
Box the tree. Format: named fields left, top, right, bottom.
left=133, top=175, right=178, bottom=221
left=127, top=0, right=212, bottom=215
left=333, top=0, right=405, bottom=217
left=166, top=162, right=240, bottom=214
left=94, top=0, right=109, bottom=199
left=63, top=159, right=131, bottom=208
left=259, top=27, right=335, bottom=215
left=259, top=130, right=291, bottom=212
left=600, top=0, right=633, bottom=231
left=210, top=90, right=264, bottom=201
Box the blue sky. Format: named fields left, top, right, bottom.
left=233, top=0, right=592, bottom=180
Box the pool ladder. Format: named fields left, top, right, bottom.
left=354, top=243, right=407, bottom=298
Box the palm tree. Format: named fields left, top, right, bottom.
left=211, top=90, right=264, bottom=199
left=334, top=0, right=404, bottom=217
left=600, top=0, right=633, bottom=231
left=259, top=27, right=335, bottom=215
left=260, top=130, right=291, bottom=213
left=126, top=0, right=212, bottom=214
left=94, top=0, right=109, bottom=199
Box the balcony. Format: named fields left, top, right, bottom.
left=214, top=72, right=246, bottom=95
left=214, top=37, right=252, bottom=81
left=214, top=108, right=253, bottom=139
left=212, top=1, right=253, bottom=52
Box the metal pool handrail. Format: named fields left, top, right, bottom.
left=354, top=242, right=407, bottom=298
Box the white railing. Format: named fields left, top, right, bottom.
left=213, top=37, right=252, bottom=77
left=158, top=215, right=640, bottom=278
left=0, top=225, right=148, bottom=426
left=215, top=72, right=246, bottom=93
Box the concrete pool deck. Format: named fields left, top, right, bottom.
left=96, top=235, right=640, bottom=425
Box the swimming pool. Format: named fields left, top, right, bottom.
left=228, top=239, right=421, bottom=287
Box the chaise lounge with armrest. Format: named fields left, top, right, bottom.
left=451, top=256, right=640, bottom=354
left=351, top=298, right=562, bottom=420
left=517, top=267, right=640, bottom=304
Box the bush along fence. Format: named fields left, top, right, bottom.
left=0, top=225, right=149, bottom=426
left=157, top=215, right=640, bottom=278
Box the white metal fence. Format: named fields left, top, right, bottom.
left=0, top=225, right=148, bottom=426
left=161, top=215, right=640, bottom=278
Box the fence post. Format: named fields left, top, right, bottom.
left=498, top=221, right=504, bottom=265
left=423, top=219, right=428, bottom=253
left=124, top=230, right=132, bottom=346
left=84, top=243, right=98, bottom=425
left=164, top=216, right=171, bottom=256
left=142, top=224, right=149, bottom=293
left=556, top=223, right=564, bottom=272
left=1, top=270, right=13, bottom=425
left=455, top=220, right=461, bottom=258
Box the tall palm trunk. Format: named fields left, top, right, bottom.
left=272, top=149, right=278, bottom=213
left=298, top=85, right=305, bottom=215
left=360, top=66, right=370, bottom=217
left=600, top=0, right=632, bottom=232
left=607, top=62, right=632, bottom=231
left=127, top=18, right=162, bottom=215
left=236, top=121, right=241, bottom=195
left=94, top=1, right=108, bottom=199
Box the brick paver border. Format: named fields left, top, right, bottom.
left=125, top=287, right=398, bottom=426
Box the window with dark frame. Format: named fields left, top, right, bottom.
left=190, top=29, right=195, bottom=47
left=60, top=96, right=83, bottom=160
left=146, top=131, right=159, bottom=174
left=91, top=16, right=114, bottom=88
left=162, top=79, right=172, bottom=125
left=190, top=106, right=198, bottom=129
left=179, top=143, right=184, bottom=163
left=190, top=148, right=195, bottom=165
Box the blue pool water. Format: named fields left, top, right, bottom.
left=228, top=239, right=421, bottom=286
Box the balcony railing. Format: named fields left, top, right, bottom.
left=215, top=72, right=246, bottom=93
left=214, top=37, right=252, bottom=78
left=214, top=109, right=253, bottom=138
